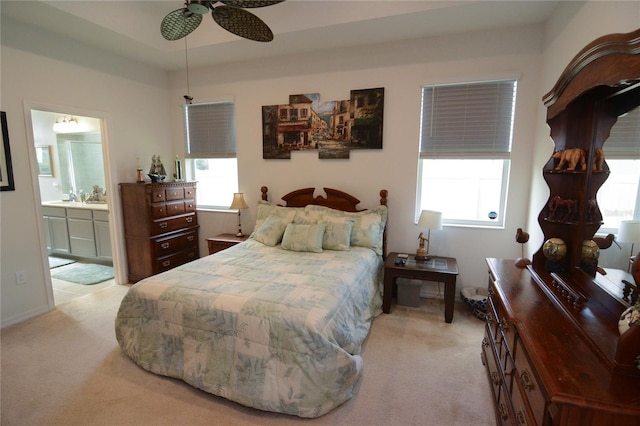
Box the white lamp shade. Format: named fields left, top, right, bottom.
left=418, top=210, right=443, bottom=230
left=618, top=220, right=640, bottom=244
left=229, top=193, right=248, bottom=210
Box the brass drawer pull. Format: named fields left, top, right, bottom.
left=499, top=317, right=508, bottom=331
left=186, top=217, right=193, bottom=223
left=187, top=204, right=193, bottom=208
left=491, top=371, right=501, bottom=386
left=162, top=260, right=171, bottom=267
left=161, top=242, right=170, bottom=249
left=482, top=337, right=489, bottom=347
left=498, top=403, right=508, bottom=420
left=187, top=236, right=194, bottom=242
left=520, top=370, right=534, bottom=391
left=159, top=222, right=168, bottom=229
left=516, top=410, right=528, bottom=425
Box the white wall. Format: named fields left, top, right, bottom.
left=169, top=24, right=546, bottom=291
left=0, top=18, right=172, bottom=326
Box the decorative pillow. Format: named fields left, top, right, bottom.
left=322, top=217, right=354, bottom=251
left=292, top=209, right=322, bottom=225
left=252, top=201, right=298, bottom=233
left=305, top=204, right=387, bottom=255
left=252, top=213, right=293, bottom=246
left=281, top=223, right=326, bottom=253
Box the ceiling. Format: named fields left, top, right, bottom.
left=1, top=1, right=560, bottom=72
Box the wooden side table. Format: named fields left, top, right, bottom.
left=383, top=252, right=459, bottom=323
left=206, top=233, right=249, bottom=255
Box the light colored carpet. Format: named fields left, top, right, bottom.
left=50, top=262, right=114, bottom=285
left=48, top=256, right=76, bottom=269
left=1, top=285, right=494, bottom=425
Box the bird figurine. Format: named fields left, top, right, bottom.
left=593, top=233, right=621, bottom=250
left=515, top=228, right=531, bottom=268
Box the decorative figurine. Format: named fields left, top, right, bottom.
left=86, top=185, right=107, bottom=203
left=514, top=228, right=531, bottom=268
left=148, top=154, right=167, bottom=183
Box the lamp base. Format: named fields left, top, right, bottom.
left=236, top=231, right=245, bottom=238
left=416, top=247, right=430, bottom=261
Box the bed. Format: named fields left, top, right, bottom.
left=115, top=186, right=388, bottom=418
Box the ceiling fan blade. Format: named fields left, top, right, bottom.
left=161, top=8, right=203, bottom=41
left=219, top=0, right=285, bottom=8
left=212, top=6, right=274, bottom=42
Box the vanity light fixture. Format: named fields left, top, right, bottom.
left=53, top=116, right=79, bottom=133
left=230, top=193, right=249, bottom=237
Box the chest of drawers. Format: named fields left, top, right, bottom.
left=483, top=258, right=640, bottom=425
left=120, top=182, right=199, bottom=282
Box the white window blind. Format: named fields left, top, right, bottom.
left=419, top=80, right=517, bottom=159
left=603, top=107, right=640, bottom=159
left=184, top=101, right=236, bottom=158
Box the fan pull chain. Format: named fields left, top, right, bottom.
left=183, top=37, right=193, bottom=104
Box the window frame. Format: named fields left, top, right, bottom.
left=416, top=78, right=517, bottom=228
left=183, top=100, right=238, bottom=210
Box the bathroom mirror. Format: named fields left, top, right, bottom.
left=56, top=132, right=105, bottom=200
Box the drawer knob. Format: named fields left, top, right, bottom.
left=159, top=222, right=168, bottom=229
left=520, top=369, right=534, bottom=391
left=162, top=260, right=171, bottom=267
left=161, top=242, right=170, bottom=249
left=157, top=194, right=162, bottom=198
left=187, top=236, right=194, bottom=241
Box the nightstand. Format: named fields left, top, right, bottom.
left=206, top=233, right=249, bottom=255
left=383, top=252, right=459, bottom=323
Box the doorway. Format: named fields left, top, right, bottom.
left=29, top=108, right=117, bottom=306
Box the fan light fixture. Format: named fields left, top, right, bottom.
left=161, top=0, right=284, bottom=42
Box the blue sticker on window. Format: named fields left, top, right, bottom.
left=488, top=211, right=497, bottom=220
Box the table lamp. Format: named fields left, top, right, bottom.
left=416, top=210, right=443, bottom=261
left=230, top=193, right=249, bottom=237
left=618, top=220, right=640, bottom=272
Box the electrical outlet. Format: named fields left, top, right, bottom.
left=15, top=270, right=27, bottom=285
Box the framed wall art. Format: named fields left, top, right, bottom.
left=36, top=145, right=53, bottom=176
left=0, top=111, right=15, bottom=191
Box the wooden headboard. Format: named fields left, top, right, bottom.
left=260, top=186, right=389, bottom=257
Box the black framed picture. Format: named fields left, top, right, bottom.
left=1, top=111, right=15, bottom=191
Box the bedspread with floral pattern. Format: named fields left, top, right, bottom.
left=115, top=239, right=383, bottom=417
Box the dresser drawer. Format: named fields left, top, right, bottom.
left=511, top=373, right=535, bottom=426
left=184, top=186, right=195, bottom=199
left=482, top=326, right=502, bottom=399
left=152, top=203, right=167, bottom=219
left=514, top=343, right=546, bottom=425
left=165, top=187, right=184, bottom=201
left=165, top=200, right=185, bottom=216
left=151, top=188, right=165, bottom=202
left=156, top=247, right=198, bottom=272
left=154, top=230, right=198, bottom=257
left=184, top=199, right=196, bottom=213
left=151, top=213, right=197, bottom=235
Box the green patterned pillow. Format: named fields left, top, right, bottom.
left=305, top=205, right=387, bottom=255
left=252, top=213, right=293, bottom=246
left=281, top=223, right=326, bottom=253
left=322, top=217, right=354, bottom=251
left=252, top=201, right=298, bottom=233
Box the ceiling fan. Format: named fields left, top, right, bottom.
left=161, top=0, right=285, bottom=43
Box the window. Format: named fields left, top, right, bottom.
left=597, top=108, right=640, bottom=233
left=416, top=79, right=517, bottom=227
left=184, top=101, right=238, bottom=209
